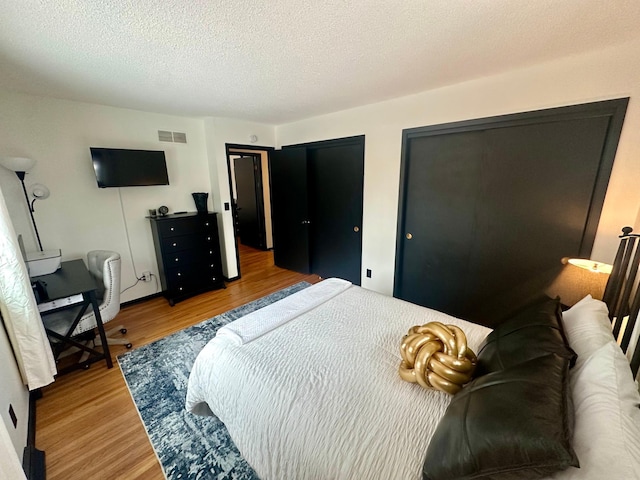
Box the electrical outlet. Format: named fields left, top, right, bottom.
left=366, top=269, right=372, bottom=278
left=141, top=271, right=152, bottom=282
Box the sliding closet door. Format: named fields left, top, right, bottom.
left=395, top=99, right=628, bottom=326
left=395, top=131, right=484, bottom=315
left=465, top=117, right=610, bottom=322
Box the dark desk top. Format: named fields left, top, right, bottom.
left=32, top=259, right=97, bottom=302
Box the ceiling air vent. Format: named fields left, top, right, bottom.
left=172, top=132, right=187, bottom=143
left=158, top=130, right=173, bottom=142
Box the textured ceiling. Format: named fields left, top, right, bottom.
left=1, top=0, right=639, bottom=124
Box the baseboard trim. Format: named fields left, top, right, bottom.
left=23, top=391, right=45, bottom=480
left=121, top=292, right=164, bottom=308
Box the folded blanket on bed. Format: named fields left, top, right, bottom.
left=215, top=278, right=352, bottom=344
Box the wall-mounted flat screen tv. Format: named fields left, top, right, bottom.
left=90, top=147, right=170, bottom=188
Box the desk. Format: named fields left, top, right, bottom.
left=33, top=259, right=113, bottom=374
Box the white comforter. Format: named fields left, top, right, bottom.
left=186, top=281, right=491, bottom=480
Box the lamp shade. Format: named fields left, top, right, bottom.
left=29, top=183, right=50, bottom=200
left=545, top=258, right=612, bottom=307
left=0, top=157, right=36, bottom=173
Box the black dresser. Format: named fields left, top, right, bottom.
left=149, top=212, right=225, bottom=305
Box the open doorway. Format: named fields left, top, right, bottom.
left=226, top=144, right=274, bottom=279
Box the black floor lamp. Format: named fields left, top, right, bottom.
left=0, top=156, right=44, bottom=251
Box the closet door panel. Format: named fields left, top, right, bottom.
left=270, top=147, right=310, bottom=273
left=467, top=116, right=610, bottom=322
left=394, top=101, right=622, bottom=326
left=395, top=131, right=484, bottom=314
left=308, top=142, right=364, bottom=285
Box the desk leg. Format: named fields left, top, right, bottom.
left=87, top=291, right=113, bottom=369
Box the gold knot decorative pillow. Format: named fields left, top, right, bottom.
left=399, top=321, right=477, bottom=395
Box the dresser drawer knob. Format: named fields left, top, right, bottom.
left=207, top=236, right=211, bottom=241
left=210, top=264, right=214, bottom=268
left=175, top=258, right=179, bottom=262
left=172, top=242, right=177, bottom=247
left=170, top=227, right=175, bottom=231
left=177, top=272, right=182, bottom=276
left=205, top=222, right=209, bottom=226
left=209, top=250, right=213, bottom=254
left=179, top=287, right=183, bottom=291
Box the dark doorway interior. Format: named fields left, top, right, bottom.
left=233, top=154, right=266, bottom=250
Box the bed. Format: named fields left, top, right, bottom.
left=186, top=229, right=640, bottom=480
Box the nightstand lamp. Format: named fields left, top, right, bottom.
left=546, top=257, right=612, bottom=307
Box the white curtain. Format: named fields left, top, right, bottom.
left=0, top=186, right=56, bottom=390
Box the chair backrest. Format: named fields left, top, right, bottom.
left=86, top=250, right=121, bottom=324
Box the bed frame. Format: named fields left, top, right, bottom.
left=602, top=226, right=640, bottom=376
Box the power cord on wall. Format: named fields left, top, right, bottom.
left=117, top=188, right=160, bottom=294
left=121, top=272, right=159, bottom=295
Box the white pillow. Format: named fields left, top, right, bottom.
left=553, top=341, right=640, bottom=479
left=561, top=295, right=613, bottom=365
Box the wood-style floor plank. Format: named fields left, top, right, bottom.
left=36, top=244, right=320, bottom=480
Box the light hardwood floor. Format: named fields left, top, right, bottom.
left=36, top=244, right=320, bottom=480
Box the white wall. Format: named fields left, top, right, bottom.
left=203, top=118, right=276, bottom=278
left=0, top=312, right=29, bottom=463
left=276, top=38, right=640, bottom=295
left=0, top=91, right=212, bottom=303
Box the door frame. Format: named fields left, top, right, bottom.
left=225, top=143, right=275, bottom=280
left=282, top=134, right=366, bottom=151
left=394, top=97, right=629, bottom=298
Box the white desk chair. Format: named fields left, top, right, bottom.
left=44, top=250, right=131, bottom=361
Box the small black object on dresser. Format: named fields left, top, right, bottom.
left=149, top=212, right=225, bottom=306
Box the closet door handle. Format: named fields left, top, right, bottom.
left=406, top=233, right=413, bottom=240
left=353, top=226, right=360, bottom=232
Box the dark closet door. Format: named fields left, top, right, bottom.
left=395, top=131, right=485, bottom=315
left=234, top=155, right=266, bottom=249
left=270, top=147, right=311, bottom=273
left=308, top=143, right=364, bottom=284
left=395, top=99, right=627, bottom=326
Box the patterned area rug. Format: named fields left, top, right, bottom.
left=118, top=282, right=311, bottom=480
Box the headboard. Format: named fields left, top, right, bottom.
left=602, top=226, right=640, bottom=376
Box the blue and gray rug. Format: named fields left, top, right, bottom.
left=118, top=282, right=311, bottom=480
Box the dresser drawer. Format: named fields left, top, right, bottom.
left=163, top=247, right=219, bottom=267
left=165, top=264, right=222, bottom=293
left=161, top=233, right=219, bottom=254
left=157, top=215, right=217, bottom=238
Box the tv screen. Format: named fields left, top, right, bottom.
left=90, top=147, right=169, bottom=188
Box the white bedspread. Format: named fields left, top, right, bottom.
left=216, top=278, right=352, bottom=345
left=186, top=281, right=491, bottom=480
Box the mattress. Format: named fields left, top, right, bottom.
left=186, top=281, right=491, bottom=479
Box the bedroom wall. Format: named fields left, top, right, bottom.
left=202, top=118, right=276, bottom=279
left=0, top=91, right=212, bottom=303
left=276, top=38, right=640, bottom=296
left=0, top=308, right=29, bottom=464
